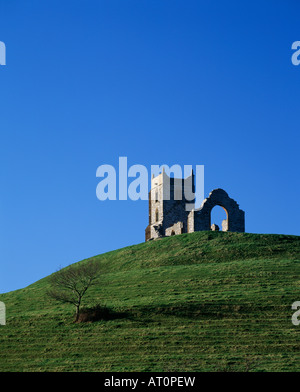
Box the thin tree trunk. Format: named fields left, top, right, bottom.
left=75, top=303, right=80, bottom=323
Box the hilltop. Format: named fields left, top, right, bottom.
left=0, top=231, right=299, bottom=372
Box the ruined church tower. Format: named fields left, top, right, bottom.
left=145, top=169, right=195, bottom=241
left=145, top=170, right=245, bottom=241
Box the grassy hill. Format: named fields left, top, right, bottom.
left=0, top=231, right=300, bottom=372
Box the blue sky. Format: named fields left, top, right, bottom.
left=0, top=0, right=299, bottom=293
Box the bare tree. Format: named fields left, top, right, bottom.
left=47, top=261, right=100, bottom=322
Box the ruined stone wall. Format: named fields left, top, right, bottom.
left=145, top=174, right=245, bottom=241
left=194, top=189, right=245, bottom=232
left=162, top=172, right=195, bottom=236
left=149, top=173, right=164, bottom=225
left=187, top=210, right=194, bottom=233
left=165, top=221, right=183, bottom=236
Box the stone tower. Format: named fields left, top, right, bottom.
left=145, top=169, right=196, bottom=241
left=145, top=171, right=245, bottom=241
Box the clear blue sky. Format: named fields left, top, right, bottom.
left=0, top=0, right=299, bottom=293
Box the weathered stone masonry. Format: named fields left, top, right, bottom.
left=145, top=171, right=245, bottom=241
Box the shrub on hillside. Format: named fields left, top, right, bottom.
left=77, top=304, right=115, bottom=322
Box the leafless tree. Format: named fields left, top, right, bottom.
left=47, top=261, right=100, bottom=322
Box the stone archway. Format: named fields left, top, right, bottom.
left=211, top=205, right=228, bottom=231
left=194, top=189, right=245, bottom=232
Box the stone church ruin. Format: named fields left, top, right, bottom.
left=145, top=170, right=245, bottom=241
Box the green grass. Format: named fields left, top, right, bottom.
left=0, top=231, right=300, bottom=372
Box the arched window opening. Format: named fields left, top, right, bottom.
left=210, top=205, right=228, bottom=232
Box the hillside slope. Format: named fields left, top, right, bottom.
left=0, top=231, right=300, bottom=372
